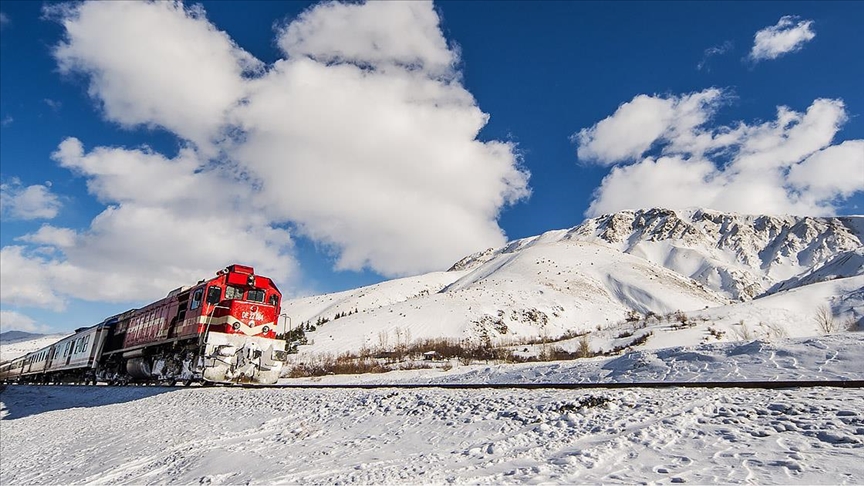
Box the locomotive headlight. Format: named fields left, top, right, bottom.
left=262, top=326, right=270, bottom=333
left=232, top=322, right=241, bottom=331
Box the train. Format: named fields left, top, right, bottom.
left=0, top=264, right=287, bottom=386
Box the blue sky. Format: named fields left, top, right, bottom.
left=1, top=1, right=862, bottom=334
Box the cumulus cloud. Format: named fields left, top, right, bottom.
left=9, top=138, right=296, bottom=307
left=749, top=16, right=815, bottom=62
left=48, top=0, right=260, bottom=153
left=0, top=12, right=9, bottom=29
left=234, top=13, right=529, bottom=275
left=1, top=0, right=528, bottom=311
left=278, top=1, right=456, bottom=78
left=575, top=89, right=726, bottom=165
left=0, top=246, right=65, bottom=310
left=0, top=178, right=62, bottom=220
left=0, top=310, right=52, bottom=334
left=17, top=225, right=79, bottom=249
left=576, top=90, right=864, bottom=217
left=787, top=140, right=864, bottom=202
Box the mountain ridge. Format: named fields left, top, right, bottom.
left=283, top=208, right=863, bottom=356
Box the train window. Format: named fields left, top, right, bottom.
left=269, top=294, right=279, bottom=306
left=247, top=289, right=265, bottom=303
left=206, top=286, right=222, bottom=305
left=190, top=289, right=203, bottom=310
left=225, top=285, right=243, bottom=300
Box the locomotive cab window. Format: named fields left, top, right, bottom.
left=190, top=289, right=203, bottom=310
left=247, top=289, right=265, bottom=303
left=206, top=286, right=222, bottom=305
left=269, top=294, right=279, bottom=306
left=225, top=285, right=243, bottom=300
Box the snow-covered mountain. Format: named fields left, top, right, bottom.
left=457, top=208, right=863, bottom=300
left=0, top=331, right=45, bottom=343
left=0, top=334, right=70, bottom=362
left=283, top=208, right=863, bottom=356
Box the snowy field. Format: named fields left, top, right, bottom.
left=2, top=334, right=863, bottom=485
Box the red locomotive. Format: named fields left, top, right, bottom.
left=0, top=265, right=287, bottom=385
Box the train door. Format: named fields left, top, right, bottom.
left=65, top=340, right=74, bottom=366
left=171, top=290, right=190, bottom=338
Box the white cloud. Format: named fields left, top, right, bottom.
left=587, top=156, right=720, bottom=216
left=787, top=140, right=864, bottom=201
left=749, top=16, right=815, bottom=62
left=731, top=99, right=848, bottom=172
left=278, top=1, right=456, bottom=78
left=576, top=91, right=864, bottom=217
left=575, top=89, right=726, bottom=165
left=252, top=0, right=530, bottom=274
left=0, top=246, right=65, bottom=310
left=0, top=178, right=62, bottom=220
left=1, top=138, right=298, bottom=311
left=3, top=1, right=527, bottom=309
left=0, top=310, right=52, bottom=334
left=48, top=0, right=260, bottom=154
left=234, top=54, right=528, bottom=276
left=17, top=225, right=78, bottom=248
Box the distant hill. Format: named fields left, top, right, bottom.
left=0, top=331, right=45, bottom=343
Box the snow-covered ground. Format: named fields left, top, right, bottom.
left=3, top=334, right=863, bottom=485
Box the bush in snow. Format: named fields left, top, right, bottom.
left=814, top=305, right=837, bottom=334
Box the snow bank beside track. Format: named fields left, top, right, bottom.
left=281, top=333, right=864, bottom=386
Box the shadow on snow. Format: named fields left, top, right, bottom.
left=0, top=384, right=183, bottom=420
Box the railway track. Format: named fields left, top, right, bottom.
left=246, top=380, right=864, bottom=390
left=3, top=380, right=862, bottom=392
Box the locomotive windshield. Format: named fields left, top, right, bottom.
left=247, top=289, right=265, bottom=303
left=206, top=286, right=222, bottom=305
left=224, top=285, right=266, bottom=303
left=225, top=285, right=244, bottom=300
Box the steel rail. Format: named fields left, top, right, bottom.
left=243, top=380, right=864, bottom=390
left=3, top=380, right=862, bottom=391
